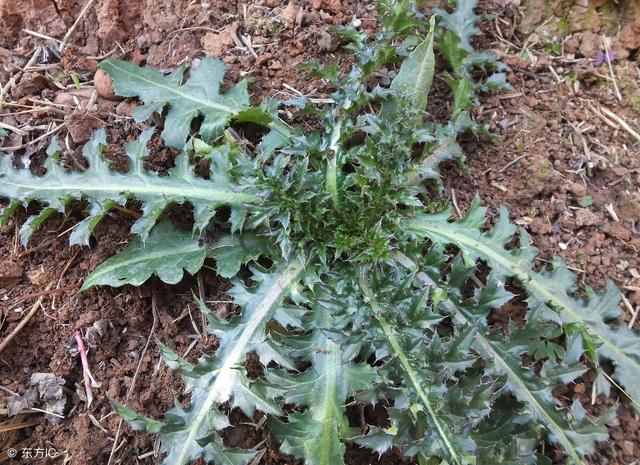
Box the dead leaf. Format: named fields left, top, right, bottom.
left=201, top=22, right=240, bottom=57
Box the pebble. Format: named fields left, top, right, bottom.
left=256, top=52, right=273, bottom=66
left=621, top=440, right=635, bottom=456
left=136, top=35, right=148, bottom=51
left=564, top=36, right=580, bottom=54
left=281, top=1, right=299, bottom=29
left=317, top=30, right=337, bottom=52
left=94, top=69, right=116, bottom=99
left=567, top=181, right=586, bottom=197
left=115, top=100, right=135, bottom=117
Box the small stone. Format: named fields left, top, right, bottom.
left=107, top=377, right=120, bottom=398
left=136, top=35, right=148, bottom=50
left=361, top=17, right=377, bottom=30
left=317, top=30, right=337, bottom=52
left=323, top=0, right=342, bottom=14
left=619, top=21, right=640, bottom=51
left=256, top=52, right=273, bottom=67
left=578, top=30, right=598, bottom=58
left=575, top=208, right=599, bottom=227
left=567, top=181, right=586, bottom=197
left=115, top=100, right=135, bottom=117
left=564, top=36, right=580, bottom=54
left=201, top=22, right=239, bottom=57
left=93, top=69, right=115, bottom=99
left=608, top=222, right=632, bottom=241
left=621, top=440, right=635, bottom=456
left=618, top=193, right=640, bottom=221
left=10, top=72, right=49, bottom=99
left=535, top=54, right=551, bottom=71
left=0, top=260, right=22, bottom=287
left=281, top=1, right=299, bottom=28
left=65, top=109, right=106, bottom=144
left=27, top=267, right=49, bottom=286
left=553, top=199, right=567, bottom=214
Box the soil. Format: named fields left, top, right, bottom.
left=0, top=1, right=639, bottom=465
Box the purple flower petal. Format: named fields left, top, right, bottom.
left=594, top=50, right=605, bottom=66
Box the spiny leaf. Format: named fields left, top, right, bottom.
left=0, top=129, right=259, bottom=246
left=209, top=233, right=270, bottom=279
left=408, top=199, right=640, bottom=409
left=2, top=1, right=630, bottom=464
left=353, top=426, right=395, bottom=456
left=401, top=253, right=610, bottom=465
left=135, top=259, right=305, bottom=465
left=434, top=0, right=481, bottom=53
left=100, top=58, right=290, bottom=148
left=464, top=323, right=606, bottom=465
left=80, top=221, right=209, bottom=291
left=268, top=293, right=376, bottom=465
left=359, top=275, right=470, bottom=465
left=391, top=15, right=436, bottom=111
left=116, top=391, right=255, bottom=465
left=111, top=400, right=164, bottom=433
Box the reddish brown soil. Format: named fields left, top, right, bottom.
left=1, top=0, right=639, bottom=464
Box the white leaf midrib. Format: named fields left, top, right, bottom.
left=171, top=259, right=303, bottom=465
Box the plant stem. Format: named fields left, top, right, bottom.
left=75, top=330, right=101, bottom=408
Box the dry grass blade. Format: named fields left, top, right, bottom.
left=0, top=420, right=40, bottom=433
left=600, top=106, right=640, bottom=143
left=59, top=0, right=96, bottom=52
left=0, top=282, right=53, bottom=355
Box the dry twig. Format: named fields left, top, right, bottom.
left=0, top=282, right=54, bottom=355
left=13, top=283, right=80, bottom=302
left=59, top=0, right=96, bottom=52
left=602, top=36, right=622, bottom=103
left=0, top=123, right=65, bottom=152
left=600, top=106, right=640, bottom=144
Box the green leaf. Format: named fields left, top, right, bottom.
left=469, top=331, right=606, bottom=464
left=578, top=196, right=593, bottom=208
left=481, top=73, right=512, bottom=92
left=391, top=15, right=436, bottom=111
left=0, top=129, right=259, bottom=246
left=400, top=253, right=610, bottom=464
left=100, top=58, right=290, bottom=148
left=80, top=221, right=209, bottom=291
left=268, top=291, right=376, bottom=465
left=446, top=74, right=474, bottom=116
left=359, top=275, right=469, bottom=465
left=111, top=400, right=164, bottom=433
left=353, top=427, right=395, bottom=456
left=440, top=29, right=467, bottom=72
left=408, top=198, right=640, bottom=409
left=269, top=339, right=372, bottom=465
left=127, top=259, right=306, bottom=465
left=209, top=233, right=269, bottom=279
left=434, top=0, right=481, bottom=53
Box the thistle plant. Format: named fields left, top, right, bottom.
left=1, top=1, right=638, bottom=465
